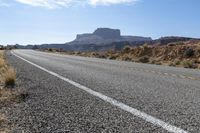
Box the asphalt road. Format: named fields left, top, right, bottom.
left=5, top=50, right=200, bottom=133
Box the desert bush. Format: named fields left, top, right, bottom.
left=4, top=68, right=16, bottom=86
left=197, top=58, right=200, bottom=63
left=90, top=52, right=98, bottom=57
left=48, top=48, right=53, bottom=52
left=108, top=55, right=117, bottom=60
left=55, top=49, right=60, bottom=52
left=106, top=50, right=115, bottom=54
left=141, top=43, right=149, bottom=49
left=138, top=56, right=150, bottom=63
left=98, top=54, right=106, bottom=59
left=155, top=62, right=162, bottom=65
left=168, top=61, right=175, bottom=66
left=169, top=59, right=182, bottom=66
left=198, top=64, right=200, bottom=69
left=75, top=51, right=81, bottom=55
left=149, top=60, right=155, bottom=64
left=184, top=48, right=194, bottom=57
left=175, top=41, right=184, bottom=45
left=167, top=43, right=176, bottom=46
left=168, top=59, right=181, bottom=67
left=174, top=59, right=181, bottom=65
left=180, top=60, right=197, bottom=68
left=0, top=58, right=5, bottom=68
left=122, top=46, right=132, bottom=53
left=149, top=58, right=157, bottom=64
left=122, top=55, right=132, bottom=61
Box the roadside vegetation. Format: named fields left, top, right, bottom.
left=0, top=50, right=27, bottom=132
left=41, top=40, right=200, bottom=69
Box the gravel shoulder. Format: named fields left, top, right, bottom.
left=0, top=50, right=27, bottom=132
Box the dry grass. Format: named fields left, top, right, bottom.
left=0, top=51, right=16, bottom=86
left=137, top=56, right=150, bottom=63
left=198, top=64, right=200, bottom=69
left=0, top=114, right=6, bottom=126
left=180, top=59, right=198, bottom=69
left=0, top=59, right=5, bottom=68
left=0, top=89, right=27, bottom=107
left=4, top=68, right=16, bottom=87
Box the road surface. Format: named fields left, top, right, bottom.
left=5, top=50, right=200, bottom=132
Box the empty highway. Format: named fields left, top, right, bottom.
left=5, top=50, right=200, bottom=133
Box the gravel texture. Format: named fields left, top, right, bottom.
left=2, top=50, right=200, bottom=133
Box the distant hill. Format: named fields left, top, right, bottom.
left=21, top=28, right=152, bottom=51
left=152, top=36, right=196, bottom=45
left=12, top=28, right=200, bottom=51
left=68, top=28, right=152, bottom=46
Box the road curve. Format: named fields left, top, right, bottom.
left=6, top=50, right=200, bottom=132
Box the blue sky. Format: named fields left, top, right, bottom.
left=0, top=0, right=200, bottom=45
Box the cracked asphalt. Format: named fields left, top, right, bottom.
left=2, top=50, right=200, bottom=133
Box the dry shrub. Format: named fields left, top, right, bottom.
left=167, top=43, right=176, bottom=46
left=149, top=59, right=156, bottom=64
left=180, top=60, right=197, bottom=69
left=175, top=41, right=185, bottom=45
left=0, top=114, right=6, bottom=124
left=0, top=58, right=5, bottom=68
left=155, top=62, right=162, bottom=65
left=197, top=57, right=200, bottom=63
left=168, top=61, right=175, bottom=66
left=0, top=89, right=28, bottom=107
left=119, top=55, right=132, bottom=61
left=123, top=56, right=132, bottom=61
left=48, top=48, right=53, bottom=52
left=122, top=46, right=132, bottom=53
left=184, top=48, right=194, bottom=58
left=108, top=55, right=117, bottom=60
left=74, top=51, right=81, bottom=55
left=141, top=43, right=149, bottom=48
left=174, top=59, right=181, bottom=65
left=138, top=56, right=150, bottom=63
left=0, top=89, right=14, bottom=105
left=97, top=54, right=106, bottom=59
left=198, top=64, right=200, bottom=69
left=4, top=68, right=16, bottom=86
left=0, top=114, right=7, bottom=132
left=169, top=59, right=181, bottom=66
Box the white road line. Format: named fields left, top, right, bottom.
left=11, top=51, right=188, bottom=133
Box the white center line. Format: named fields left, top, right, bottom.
left=11, top=50, right=188, bottom=133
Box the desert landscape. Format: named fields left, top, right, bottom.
left=1, top=0, right=200, bottom=132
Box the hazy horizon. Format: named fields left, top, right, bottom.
left=0, top=0, right=200, bottom=45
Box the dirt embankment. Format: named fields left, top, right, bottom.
left=117, top=42, right=200, bottom=68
